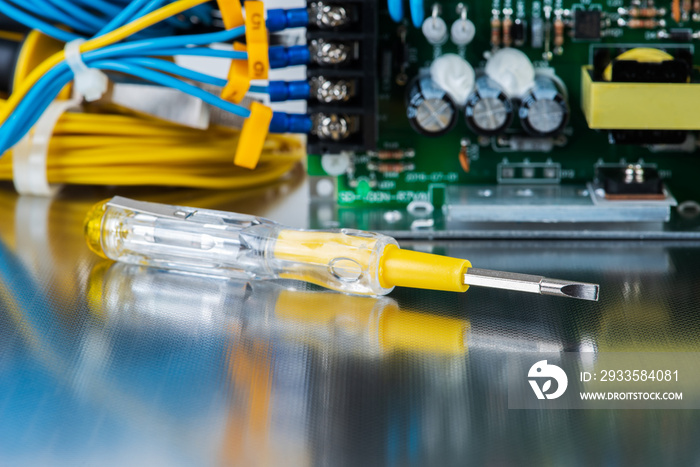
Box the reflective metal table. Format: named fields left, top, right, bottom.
left=1, top=178, right=699, bottom=466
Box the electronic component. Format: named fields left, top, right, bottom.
left=308, top=2, right=356, bottom=29
left=609, top=130, right=688, bottom=146
left=553, top=13, right=565, bottom=55
left=310, top=76, right=356, bottom=103
left=85, top=197, right=599, bottom=300
left=484, top=47, right=536, bottom=97
left=512, top=19, right=526, bottom=47
left=597, top=164, right=665, bottom=200
left=519, top=76, right=569, bottom=137
left=450, top=4, right=475, bottom=46
left=502, top=9, right=514, bottom=47
left=573, top=9, right=601, bottom=40
left=490, top=10, right=501, bottom=48
left=422, top=6, right=449, bottom=45
left=313, top=113, right=359, bottom=141
left=464, top=76, right=514, bottom=136
left=617, top=18, right=666, bottom=29
left=406, top=77, right=458, bottom=137
left=306, top=0, right=377, bottom=155
left=429, top=53, right=475, bottom=106
left=531, top=16, right=544, bottom=48
left=657, top=28, right=695, bottom=42
left=583, top=47, right=698, bottom=131
left=309, top=38, right=356, bottom=66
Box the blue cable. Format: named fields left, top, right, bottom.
left=0, top=2, right=80, bottom=41
left=69, top=0, right=122, bottom=17
left=409, top=0, right=424, bottom=28
left=0, top=65, right=73, bottom=151
left=95, top=61, right=251, bottom=117
left=14, top=0, right=93, bottom=35
left=89, top=26, right=247, bottom=55
left=145, top=48, right=247, bottom=59
left=96, top=0, right=155, bottom=36
left=44, top=0, right=106, bottom=31
left=122, top=57, right=228, bottom=88
left=121, top=58, right=270, bottom=93
left=0, top=56, right=255, bottom=151
left=388, top=0, right=404, bottom=23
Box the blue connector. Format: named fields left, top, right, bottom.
left=410, top=0, right=425, bottom=28
left=266, top=8, right=309, bottom=32
left=268, top=81, right=311, bottom=102
left=269, top=45, right=311, bottom=69
left=270, top=112, right=313, bottom=134
left=388, top=0, right=404, bottom=23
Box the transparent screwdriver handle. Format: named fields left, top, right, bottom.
left=85, top=197, right=398, bottom=296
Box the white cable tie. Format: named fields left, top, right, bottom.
left=12, top=99, right=80, bottom=197
left=65, top=39, right=108, bottom=102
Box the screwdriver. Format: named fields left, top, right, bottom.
left=84, top=197, right=599, bottom=301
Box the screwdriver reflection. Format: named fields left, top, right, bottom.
left=89, top=262, right=470, bottom=356
left=87, top=263, right=569, bottom=467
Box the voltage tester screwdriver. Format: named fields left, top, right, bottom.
left=84, top=197, right=599, bottom=301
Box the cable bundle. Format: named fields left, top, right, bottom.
left=0, top=0, right=312, bottom=190
left=0, top=108, right=305, bottom=188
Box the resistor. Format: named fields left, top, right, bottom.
left=375, top=150, right=414, bottom=160
left=623, top=7, right=667, bottom=17
left=502, top=15, right=514, bottom=47
left=694, top=0, right=700, bottom=20
left=372, top=162, right=415, bottom=173
left=620, top=18, right=666, bottom=28
left=553, top=17, right=564, bottom=55
left=683, top=0, right=691, bottom=21
left=491, top=13, right=502, bottom=48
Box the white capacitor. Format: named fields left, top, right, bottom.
left=451, top=18, right=476, bottom=45
left=484, top=47, right=536, bottom=98
left=430, top=54, right=475, bottom=107
left=422, top=16, right=449, bottom=45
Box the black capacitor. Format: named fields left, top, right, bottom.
left=669, top=28, right=693, bottom=42
left=512, top=19, right=526, bottom=47
left=464, top=76, right=514, bottom=137
left=0, top=37, right=23, bottom=95
left=406, top=77, right=458, bottom=137
left=519, top=76, right=569, bottom=137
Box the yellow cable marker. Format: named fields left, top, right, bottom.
left=244, top=1, right=270, bottom=80
left=84, top=197, right=600, bottom=300
left=217, top=0, right=245, bottom=29
left=234, top=101, right=273, bottom=169
left=221, top=42, right=250, bottom=104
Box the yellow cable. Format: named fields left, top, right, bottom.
left=0, top=106, right=305, bottom=189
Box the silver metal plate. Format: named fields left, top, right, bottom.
left=445, top=184, right=677, bottom=223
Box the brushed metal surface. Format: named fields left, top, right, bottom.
left=0, top=182, right=699, bottom=466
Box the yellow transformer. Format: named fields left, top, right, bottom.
left=581, top=66, right=700, bottom=130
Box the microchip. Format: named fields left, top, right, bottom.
left=573, top=9, right=601, bottom=40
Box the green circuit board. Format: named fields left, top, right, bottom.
left=307, top=0, right=700, bottom=211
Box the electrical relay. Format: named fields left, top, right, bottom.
left=300, top=0, right=700, bottom=233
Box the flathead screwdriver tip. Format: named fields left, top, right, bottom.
left=540, top=278, right=600, bottom=301
left=462, top=268, right=599, bottom=301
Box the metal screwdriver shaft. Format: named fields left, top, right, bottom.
left=463, top=268, right=599, bottom=301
